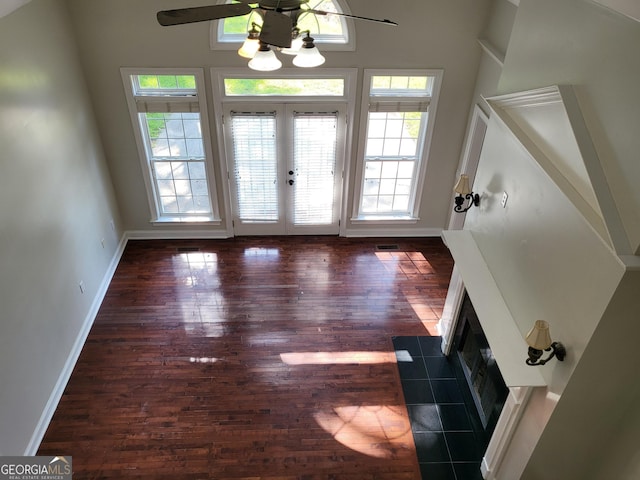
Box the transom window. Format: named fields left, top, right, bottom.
left=354, top=70, right=443, bottom=220
left=223, top=77, right=345, bottom=96
left=122, top=69, right=220, bottom=223
left=211, top=0, right=353, bottom=50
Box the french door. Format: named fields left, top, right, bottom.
left=223, top=103, right=345, bottom=235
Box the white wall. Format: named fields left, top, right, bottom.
left=0, top=0, right=30, bottom=18
left=525, top=268, right=640, bottom=479
left=455, top=0, right=640, bottom=476
left=596, top=406, right=640, bottom=480
left=498, top=0, right=640, bottom=254
left=483, top=0, right=518, bottom=54
left=64, top=0, right=491, bottom=236
left=475, top=0, right=517, bottom=108
left=467, top=115, right=623, bottom=393
left=592, top=0, right=640, bottom=23
left=464, top=112, right=625, bottom=478
left=0, top=0, right=121, bottom=454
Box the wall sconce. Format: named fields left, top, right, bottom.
left=453, top=174, right=480, bottom=213
left=525, top=320, right=567, bottom=366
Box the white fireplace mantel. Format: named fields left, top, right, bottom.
left=441, top=229, right=546, bottom=388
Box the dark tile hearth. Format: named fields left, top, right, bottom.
left=393, top=335, right=487, bottom=480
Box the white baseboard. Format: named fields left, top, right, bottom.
left=126, top=229, right=233, bottom=240
left=128, top=228, right=441, bottom=240
left=343, top=227, right=443, bottom=238
left=24, top=234, right=128, bottom=455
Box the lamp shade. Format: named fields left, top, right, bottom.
left=454, top=174, right=472, bottom=195
left=248, top=46, right=282, bottom=71
left=238, top=37, right=260, bottom=59
left=281, top=36, right=304, bottom=55
left=292, top=34, right=325, bottom=68
left=292, top=45, right=325, bottom=67
left=525, top=320, right=553, bottom=350
left=238, top=24, right=260, bottom=59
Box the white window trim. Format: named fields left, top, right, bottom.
left=351, top=68, right=444, bottom=223
left=209, top=0, right=356, bottom=52
left=121, top=67, right=222, bottom=224
left=210, top=68, right=357, bottom=236
left=210, top=67, right=358, bottom=103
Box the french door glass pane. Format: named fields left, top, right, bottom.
left=292, top=113, right=338, bottom=225
left=230, top=113, right=279, bottom=222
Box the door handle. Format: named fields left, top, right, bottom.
left=288, top=179, right=294, bottom=185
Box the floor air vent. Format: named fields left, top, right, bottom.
left=176, top=247, right=200, bottom=252
left=376, top=244, right=399, bottom=251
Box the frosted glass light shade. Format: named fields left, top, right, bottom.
left=292, top=45, right=325, bottom=67
left=248, top=48, right=282, bottom=71
left=281, top=36, right=304, bottom=55
left=526, top=320, right=553, bottom=350
left=238, top=37, right=260, bottom=58
left=454, top=174, right=472, bottom=195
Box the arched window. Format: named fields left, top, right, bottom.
left=210, top=0, right=354, bottom=51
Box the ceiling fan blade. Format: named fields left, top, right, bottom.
left=157, top=4, right=253, bottom=26
left=307, top=9, right=398, bottom=27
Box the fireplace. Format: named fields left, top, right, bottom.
left=451, top=292, right=508, bottom=434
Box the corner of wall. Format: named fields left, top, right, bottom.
left=24, top=235, right=128, bottom=455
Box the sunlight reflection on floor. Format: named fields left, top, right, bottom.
left=280, top=351, right=397, bottom=365
left=375, top=250, right=442, bottom=335
left=174, top=251, right=228, bottom=337
left=314, top=405, right=414, bottom=459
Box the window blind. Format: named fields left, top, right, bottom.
left=292, top=112, right=338, bottom=226
left=230, top=112, right=279, bottom=222
left=135, top=98, right=200, bottom=113
left=368, top=100, right=430, bottom=113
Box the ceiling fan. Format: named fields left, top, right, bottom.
left=157, top=0, right=398, bottom=49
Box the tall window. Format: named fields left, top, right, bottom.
left=121, top=69, right=220, bottom=223
left=354, top=70, right=442, bottom=220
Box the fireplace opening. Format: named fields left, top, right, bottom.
left=451, top=292, right=508, bottom=434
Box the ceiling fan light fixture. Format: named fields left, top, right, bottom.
left=238, top=23, right=261, bottom=59
left=292, top=33, right=325, bottom=68
left=248, top=43, right=283, bottom=71
left=280, top=29, right=304, bottom=55
left=156, top=1, right=397, bottom=71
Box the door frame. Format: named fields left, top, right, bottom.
left=210, top=68, right=358, bottom=236
left=447, top=104, right=489, bottom=231
left=222, top=104, right=285, bottom=236
left=284, top=104, right=346, bottom=235
left=221, top=103, right=347, bottom=235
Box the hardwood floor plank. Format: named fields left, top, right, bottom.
left=38, top=236, right=453, bottom=479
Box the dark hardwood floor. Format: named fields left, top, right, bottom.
left=38, top=236, right=453, bottom=479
